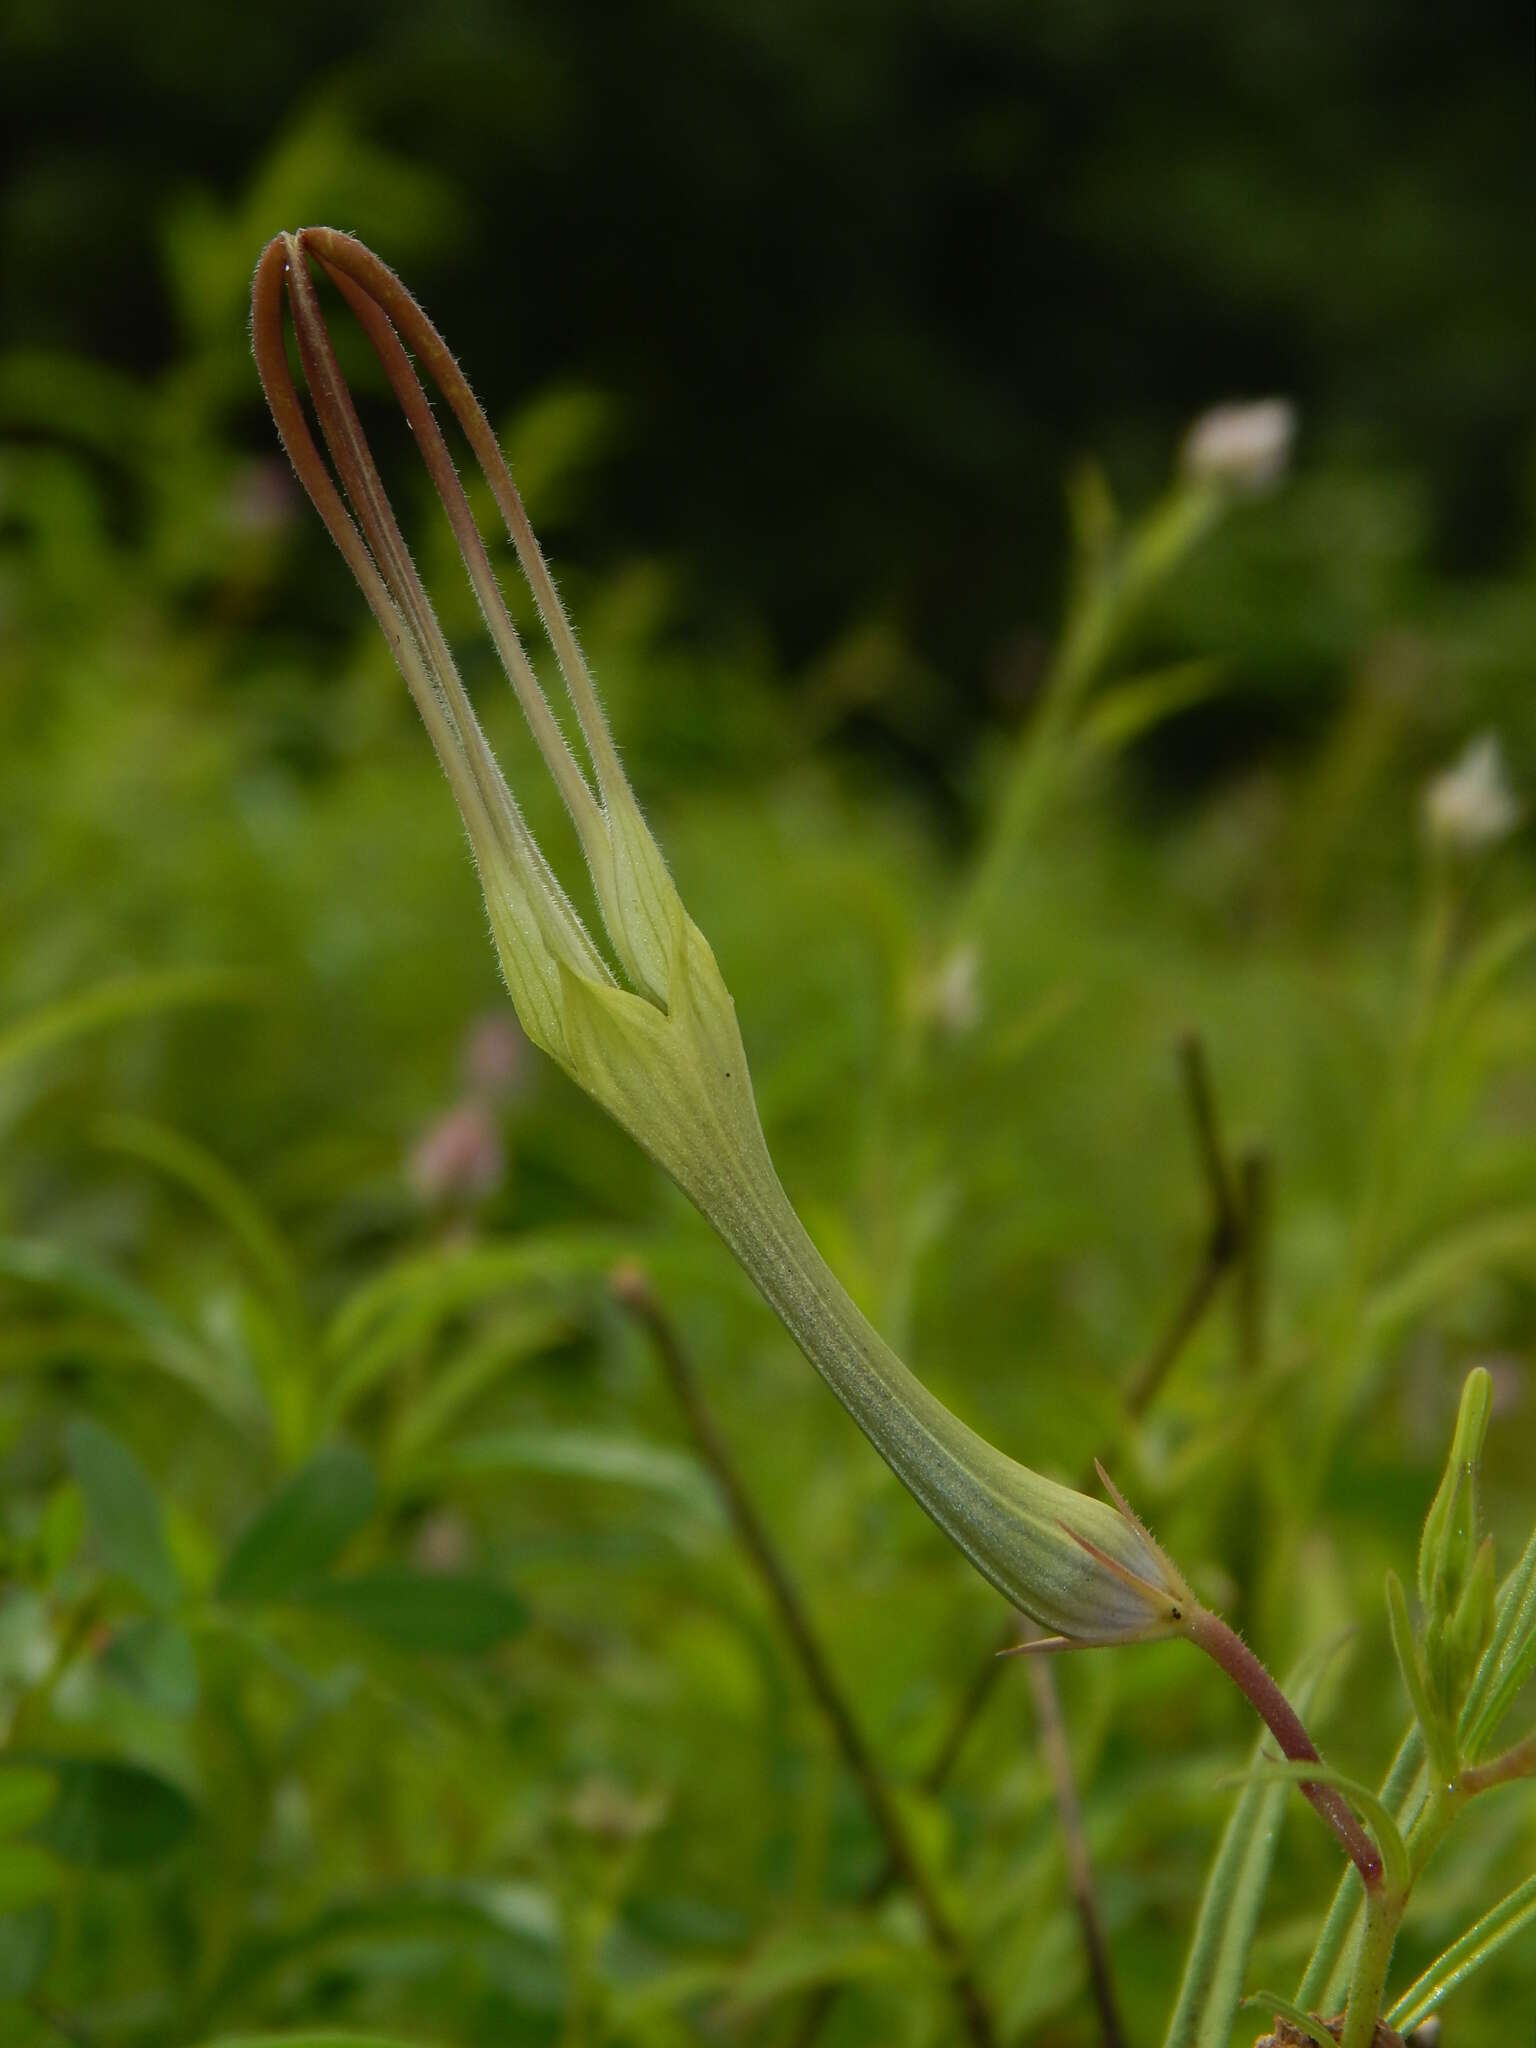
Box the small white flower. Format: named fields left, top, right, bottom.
left=1181, top=398, right=1296, bottom=493
left=928, top=943, right=982, bottom=1036
left=1424, top=733, right=1521, bottom=853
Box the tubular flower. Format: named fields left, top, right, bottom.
left=251, top=228, right=1194, bottom=1648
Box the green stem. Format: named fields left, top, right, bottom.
left=1340, top=1882, right=1402, bottom=2048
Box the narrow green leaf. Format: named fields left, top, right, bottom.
left=94, top=1112, right=304, bottom=1327
left=1368, top=1209, right=1536, bottom=1342
left=387, top=1301, right=576, bottom=1466
left=1386, top=1871, right=1536, bottom=2029
left=1295, top=1728, right=1426, bottom=2012
left=21, top=1756, right=196, bottom=1868
left=1417, top=1366, right=1491, bottom=1613
left=0, top=966, right=256, bottom=1080
left=413, top=1426, right=716, bottom=1519
left=1240, top=1992, right=1333, bottom=2048
left=65, top=1417, right=179, bottom=1609
left=323, top=1229, right=623, bottom=1364
left=1460, top=1520, right=1536, bottom=1759
left=1384, top=1570, right=1453, bottom=1778
left=1243, top=1760, right=1410, bottom=1899
left=1, top=1237, right=261, bottom=1425
left=193, top=1875, right=560, bottom=2018
left=294, top=1570, right=529, bottom=1655
left=1162, top=1654, right=1329, bottom=2048
left=218, top=1444, right=377, bottom=1604
left=0, top=1769, right=56, bottom=1840
left=1080, top=657, right=1226, bottom=755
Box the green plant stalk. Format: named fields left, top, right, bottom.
left=963, top=483, right=1221, bottom=933
left=1339, top=1881, right=1402, bottom=2048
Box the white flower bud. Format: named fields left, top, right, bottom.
left=1181, top=398, right=1296, bottom=493
left=1424, top=732, right=1520, bottom=854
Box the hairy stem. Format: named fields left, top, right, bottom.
left=1183, top=1605, right=1383, bottom=1889
left=1339, top=1881, right=1403, bottom=2048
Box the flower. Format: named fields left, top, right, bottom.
left=408, top=1098, right=505, bottom=1207
left=1423, top=732, right=1521, bottom=853
left=251, top=228, right=1196, bottom=1650
left=1180, top=398, right=1296, bottom=493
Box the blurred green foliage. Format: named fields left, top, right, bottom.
left=1, top=6, right=1533, bottom=2044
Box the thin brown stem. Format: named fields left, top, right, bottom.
left=1025, top=1657, right=1129, bottom=2048
left=1236, top=1145, right=1272, bottom=1376
left=612, top=1265, right=997, bottom=2048
left=1177, top=1028, right=1240, bottom=1257
left=1183, top=1604, right=1383, bottom=1890
left=1458, top=1729, right=1536, bottom=1796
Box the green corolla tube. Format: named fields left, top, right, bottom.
left=251, top=227, right=1194, bottom=1651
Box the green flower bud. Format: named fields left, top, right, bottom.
left=252, top=228, right=1196, bottom=1649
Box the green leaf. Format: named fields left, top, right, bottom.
left=21, top=1757, right=196, bottom=1868
left=1368, top=1209, right=1536, bottom=1343
left=1243, top=1761, right=1410, bottom=1899
left=1460, top=1520, right=1536, bottom=1759
left=1080, top=658, right=1226, bottom=755
left=387, top=1301, right=577, bottom=1465
left=0, top=1769, right=56, bottom=1840
left=1384, top=1570, right=1453, bottom=1778
left=193, top=1876, right=560, bottom=2018
left=1386, top=1871, right=1536, bottom=2029
left=94, top=1112, right=305, bottom=1329
left=65, top=1417, right=179, bottom=1609
left=101, top=1617, right=200, bottom=1716
left=1162, top=1652, right=1329, bottom=2048
left=294, top=1571, right=529, bottom=1655
left=1, top=1238, right=262, bottom=1425
left=412, top=1427, right=716, bottom=1520
left=1417, top=1366, right=1491, bottom=1614
left=0, top=966, right=256, bottom=1081
left=1294, top=1726, right=1425, bottom=2011
left=218, top=1444, right=377, bottom=1604
left=323, top=1228, right=621, bottom=1367
left=1240, top=1992, right=1334, bottom=2048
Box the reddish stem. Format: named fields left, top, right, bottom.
left=1185, top=1604, right=1383, bottom=1890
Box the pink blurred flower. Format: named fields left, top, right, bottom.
left=408, top=1098, right=505, bottom=1206
left=462, top=1011, right=528, bottom=1102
